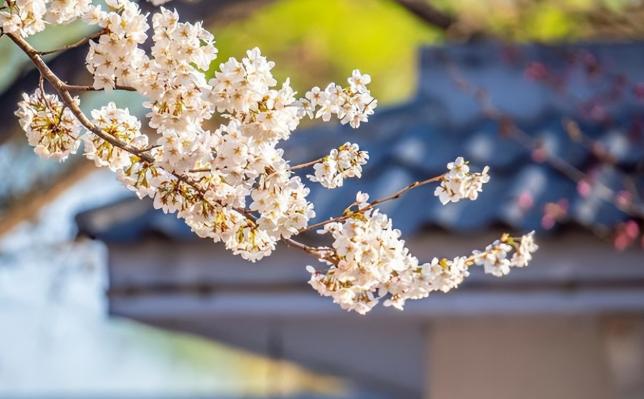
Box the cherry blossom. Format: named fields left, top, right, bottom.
left=85, top=0, right=149, bottom=90
left=82, top=102, right=148, bottom=171
left=308, top=142, right=369, bottom=188
left=300, top=70, right=377, bottom=128
left=15, top=89, right=82, bottom=161
left=434, top=156, right=490, bottom=204
left=7, top=0, right=538, bottom=314
left=0, top=0, right=48, bottom=37
left=307, top=193, right=538, bottom=314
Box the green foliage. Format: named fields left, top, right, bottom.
left=211, top=0, right=440, bottom=104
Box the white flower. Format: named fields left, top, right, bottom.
left=307, top=192, right=427, bottom=314
left=427, top=256, right=470, bottom=293
left=251, top=169, right=315, bottom=240
left=82, top=102, right=148, bottom=171
left=152, top=174, right=193, bottom=214
left=46, top=0, right=91, bottom=25
left=0, top=0, right=48, bottom=37
left=308, top=142, right=369, bottom=189
left=85, top=0, right=149, bottom=90
left=117, top=156, right=161, bottom=199
left=348, top=69, right=371, bottom=92
left=302, top=70, right=377, bottom=128
left=15, top=90, right=82, bottom=160
left=435, top=157, right=490, bottom=205
left=511, top=231, right=539, bottom=267
left=307, top=195, right=538, bottom=313
left=10, top=3, right=541, bottom=315
left=473, top=240, right=513, bottom=277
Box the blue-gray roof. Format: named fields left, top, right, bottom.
left=76, top=42, right=644, bottom=242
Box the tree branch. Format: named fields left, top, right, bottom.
left=5, top=30, right=330, bottom=256
left=38, top=28, right=107, bottom=56
left=290, top=157, right=324, bottom=171
left=5, top=29, right=448, bottom=263
left=5, top=31, right=257, bottom=224
left=392, top=0, right=456, bottom=31
left=301, top=174, right=443, bottom=233
left=63, top=84, right=137, bottom=92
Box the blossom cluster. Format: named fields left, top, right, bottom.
left=9, top=0, right=539, bottom=314
left=306, top=191, right=538, bottom=314
left=434, top=156, right=490, bottom=204
left=0, top=0, right=166, bottom=38
left=15, top=90, right=82, bottom=161
left=0, top=0, right=86, bottom=37
left=17, top=1, right=374, bottom=262
left=308, top=142, right=369, bottom=189
left=300, top=70, right=377, bottom=128
left=82, top=102, right=148, bottom=170
left=472, top=231, right=538, bottom=276
left=85, top=0, right=149, bottom=90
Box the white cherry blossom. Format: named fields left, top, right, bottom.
left=300, top=70, right=377, bottom=128
left=82, top=102, right=148, bottom=171
left=15, top=90, right=82, bottom=160
left=511, top=231, right=539, bottom=267
left=306, top=192, right=537, bottom=314
left=0, top=0, right=48, bottom=37
left=8, top=2, right=538, bottom=315
left=308, top=142, right=369, bottom=189
left=435, top=156, right=490, bottom=204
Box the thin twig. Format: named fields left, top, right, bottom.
left=38, top=29, right=107, bottom=56
left=562, top=118, right=617, bottom=165
left=301, top=174, right=443, bottom=233
left=63, top=84, right=137, bottom=92
left=284, top=237, right=328, bottom=256
left=191, top=156, right=323, bottom=175
left=290, top=157, right=323, bottom=171
left=137, top=144, right=161, bottom=153
left=38, top=74, right=53, bottom=110
left=392, top=0, right=455, bottom=31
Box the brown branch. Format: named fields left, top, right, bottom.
left=6, top=30, right=329, bottom=258
left=301, top=174, right=443, bottom=233
left=283, top=237, right=331, bottom=257
left=6, top=31, right=252, bottom=222
left=6, top=29, right=449, bottom=263
left=192, top=156, right=325, bottom=175
left=63, top=84, right=137, bottom=92
left=7, top=32, right=148, bottom=156
left=392, top=0, right=456, bottom=31
left=290, top=157, right=323, bottom=171
left=38, top=28, right=107, bottom=56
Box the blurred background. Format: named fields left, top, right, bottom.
left=1, top=0, right=644, bottom=398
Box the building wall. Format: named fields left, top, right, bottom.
left=427, top=316, right=618, bottom=399
left=105, top=233, right=644, bottom=399
left=601, top=315, right=644, bottom=399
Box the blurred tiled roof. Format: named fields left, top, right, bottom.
left=76, top=42, right=644, bottom=242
